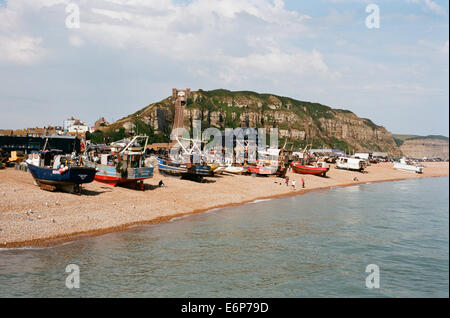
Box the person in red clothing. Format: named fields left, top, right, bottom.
left=302, top=177, right=305, bottom=188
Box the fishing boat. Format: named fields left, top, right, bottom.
left=291, top=161, right=329, bottom=177
left=246, top=147, right=286, bottom=176
left=336, top=157, right=366, bottom=172
left=157, top=134, right=212, bottom=180
left=208, top=162, right=226, bottom=175
left=393, top=158, right=424, bottom=174
left=27, top=150, right=96, bottom=194
left=246, top=164, right=278, bottom=176
left=85, top=136, right=154, bottom=190
left=212, top=165, right=225, bottom=175
left=290, top=144, right=329, bottom=176
left=157, top=157, right=212, bottom=180
left=224, top=165, right=245, bottom=175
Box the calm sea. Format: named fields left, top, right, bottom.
left=0, top=177, right=448, bottom=297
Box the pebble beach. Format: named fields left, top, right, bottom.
left=0, top=162, right=448, bottom=249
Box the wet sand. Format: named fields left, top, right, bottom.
left=0, top=162, right=448, bottom=248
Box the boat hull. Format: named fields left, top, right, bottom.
left=393, top=163, right=423, bottom=174
left=157, top=158, right=211, bottom=177
left=292, top=164, right=329, bottom=176
left=224, top=166, right=244, bottom=175
left=246, top=166, right=278, bottom=175
left=27, top=164, right=96, bottom=193
left=85, top=161, right=153, bottom=187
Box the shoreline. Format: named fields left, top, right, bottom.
left=0, top=162, right=448, bottom=249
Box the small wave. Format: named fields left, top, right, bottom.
left=0, top=238, right=84, bottom=251
left=249, top=199, right=273, bottom=204
left=205, top=208, right=221, bottom=214
left=168, top=215, right=192, bottom=222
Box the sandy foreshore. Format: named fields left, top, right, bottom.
left=0, top=162, right=448, bottom=248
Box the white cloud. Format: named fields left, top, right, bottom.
left=423, top=0, right=446, bottom=15
left=405, top=0, right=447, bottom=15
left=0, top=35, right=45, bottom=64
left=218, top=49, right=337, bottom=83
left=68, top=35, right=84, bottom=47
left=0, top=0, right=330, bottom=78
left=0, top=6, right=47, bottom=64
left=67, top=0, right=326, bottom=80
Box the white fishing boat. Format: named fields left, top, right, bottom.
left=336, top=157, right=366, bottom=172
left=208, top=163, right=225, bottom=175
left=224, top=165, right=245, bottom=175
left=393, top=158, right=424, bottom=174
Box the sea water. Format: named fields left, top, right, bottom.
left=0, top=177, right=448, bottom=297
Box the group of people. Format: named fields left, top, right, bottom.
left=275, top=175, right=305, bottom=190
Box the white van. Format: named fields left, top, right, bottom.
left=336, top=157, right=366, bottom=172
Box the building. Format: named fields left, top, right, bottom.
left=94, top=117, right=110, bottom=129
left=172, top=88, right=191, bottom=135
left=64, top=117, right=89, bottom=133
left=68, top=119, right=89, bottom=134
left=0, top=130, right=13, bottom=136
left=0, top=136, right=81, bottom=154
left=63, top=117, right=77, bottom=132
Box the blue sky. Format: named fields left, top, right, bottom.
left=0, top=0, right=448, bottom=136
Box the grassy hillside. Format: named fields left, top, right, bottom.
left=105, top=89, right=401, bottom=155
left=393, top=134, right=449, bottom=146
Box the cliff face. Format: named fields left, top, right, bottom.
left=400, top=138, right=449, bottom=159
left=113, top=89, right=402, bottom=155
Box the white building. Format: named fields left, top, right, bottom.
left=63, top=117, right=76, bottom=132
left=64, top=117, right=89, bottom=134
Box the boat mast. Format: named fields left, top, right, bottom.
left=42, top=137, right=49, bottom=152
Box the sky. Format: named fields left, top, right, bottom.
left=0, top=0, right=448, bottom=136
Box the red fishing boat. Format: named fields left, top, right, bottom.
left=84, top=136, right=154, bottom=190
left=246, top=164, right=278, bottom=175
left=291, top=161, right=329, bottom=177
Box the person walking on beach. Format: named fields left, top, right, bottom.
left=292, top=180, right=296, bottom=190
left=285, top=176, right=289, bottom=187
left=301, top=178, right=305, bottom=188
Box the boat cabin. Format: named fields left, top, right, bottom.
left=101, top=154, right=117, bottom=166
left=121, top=152, right=145, bottom=169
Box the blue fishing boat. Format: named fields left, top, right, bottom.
left=27, top=150, right=96, bottom=194
left=84, top=136, right=154, bottom=190
left=157, top=157, right=211, bottom=180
